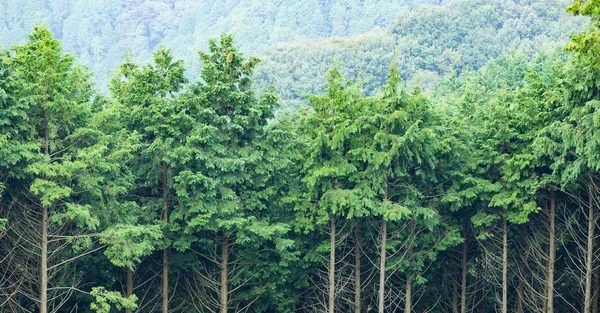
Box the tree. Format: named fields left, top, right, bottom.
left=172, top=34, right=292, bottom=313
left=110, top=46, right=187, bottom=313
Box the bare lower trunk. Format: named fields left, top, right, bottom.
left=40, top=204, right=48, bottom=313
left=547, top=190, right=556, bottom=313
left=502, top=215, right=508, bottom=313
left=405, top=218, right=414, bottom=313
left=329, top=215, right=336, bottom=313
left=594, top=262, right=599, bottom=313
left=354, top=220, right=361, bottom=313
left=517, top=272, right=524, bottom=313
left=378, top=220, right=387, bottom=313
left=461, top=224, right=468, bottom=313
left=585, top=181, right=595, bottom=313
left=220, top=233, right=229, bottom=313
left=162, top=162, right=169, bottom=313
left=40, top=120, right=49, bottom=313
left=452, top=259, right=459, bottom=313
left=405, top=277, right=413, bottom=313
left=127, top=268, right=133, bottom=313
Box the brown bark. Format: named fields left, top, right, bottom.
left=126, top=268, right=133, bottom=313
left=517, top=271, right=524, bottom=313
left=547, top=190, right=556, bottom=313
left=354, top=220, right=361, bottom=313
left=502, top=215, right=508, bottom=313
left=329, top=215, right=336, bottom=313
left=405, top=218, right=414, bottom=313
left=452, top=259, right=459, bottom=313
left=593, top=262, right=599, bottom=313
left=162, top=162, right=169, bottom=313
left=220, top=233, right=229, bottom=313
left=378, top=220, right=387, bottom=313
left=40, top=204, right=48, bottom=313
left=586, top=181, right=595, bottom=313
left=39, top=119, right=49, bottom=313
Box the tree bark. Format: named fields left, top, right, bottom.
left=39, top=119, right=49, bottom=313
left=354, top=220, right=361, bottom=313
left=40, top=204, right=48, bottom=313
left=502, top=215, right=508, bottom=313
left=461, top=223, right=468, bottom=313
left=378, top=219, right=387, bottom=313
left=405, top=277, right=413, bottom=313
left=547, top=190, right=556, bottom=313
left=329, top=215, right=336, bottom=313
left=585, top=181, right=595, bottom=313
left=220, top=232, right=229, bottom=313
left=405, top=217, right=414, bottom=313
left=162, top=162, right=169, bottom=313
left=517, top=270, right=524, bottom=313
left=452, top=259, right=459, bottom=313
left=127, top=268, right=133, bottom=313
left=593, top=261, right=599, bottom=313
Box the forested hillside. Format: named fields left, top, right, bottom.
left=0, top=0, right=445, bottom=93
left=254, top=0, right=586, bottom=106
left=0, top=0, right=586, bottom=105
left=4, top=1, right=600, bottom=313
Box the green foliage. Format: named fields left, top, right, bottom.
left=90, top=287, right=137, bottom=313
left=100, top=224, right=162, bottom=270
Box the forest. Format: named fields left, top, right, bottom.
left=3, top=0, right=600, bottom=313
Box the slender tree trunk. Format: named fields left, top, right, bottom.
left=39, top=119, right=49, bottom=313
left=452, top=259, right=459, bottom=313
left=220, top=232, right=229, bottom=313
left=585, top=181, right=595, bottom=313
left=461, top=225, right=468, bottom=313
left=593, top=262, right=599, bottom=313
left=162, top=162, right=169, bottom=313
left=405, top=218, right=414, bottom=313
left=354, top=219, right=361, bottom=313
left=517, top=271, right=524, bottom=313
left=126, top=268, right=133, bottom=313
left=405, top=277, right=413, bottom=313
left=378, top=220, right=387, bottom=313
left=502, top=215, right=508, bottom=313
left=547, top=190, right=556, bottom=313
left=329, top=215, right=336, bottom=313
left=40, top=204, right=48, bottom=313
left=478, top=262, right=485, bottom=313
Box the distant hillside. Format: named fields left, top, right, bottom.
left=0, top=0, right=446, bottom=91
left=254, top=0, right=587, bottom=107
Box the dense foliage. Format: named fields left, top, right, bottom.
left=4, top=1, right=600, bottom=313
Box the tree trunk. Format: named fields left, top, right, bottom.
left=378, top=219, right=387, bottom=313
left=502, top=215, right=508, bottom=313
left=517, top=271, right=524, bottom=313
left=585, top=181, right=595, bottom=313
left=329, top=215, right=336, bottom=313
left=39, top=119, right=49, bottom=313
left=162, top=162, right=169, bottom=313
left=405, top=217, right=414, bottom=313
left=127, top=268, right=133, bottom=313
left=40, top=204, right=48, bottom=313
left=354, top=219, right=361, bottom=313
left=452, top=259, right=459, bottom=313
left=593, top=261, right=599, bottom=313
left=547, top=190, right=556, bottom=313
left=405, top=277, right=413, bottom=313
left=220, top=232, right=229, bottom=313
left=461, top=224, right=468, bottom=313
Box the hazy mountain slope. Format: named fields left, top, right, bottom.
left=254, top=0, right=586, bottom=106
left=0, top=0, right=445, bottom=91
